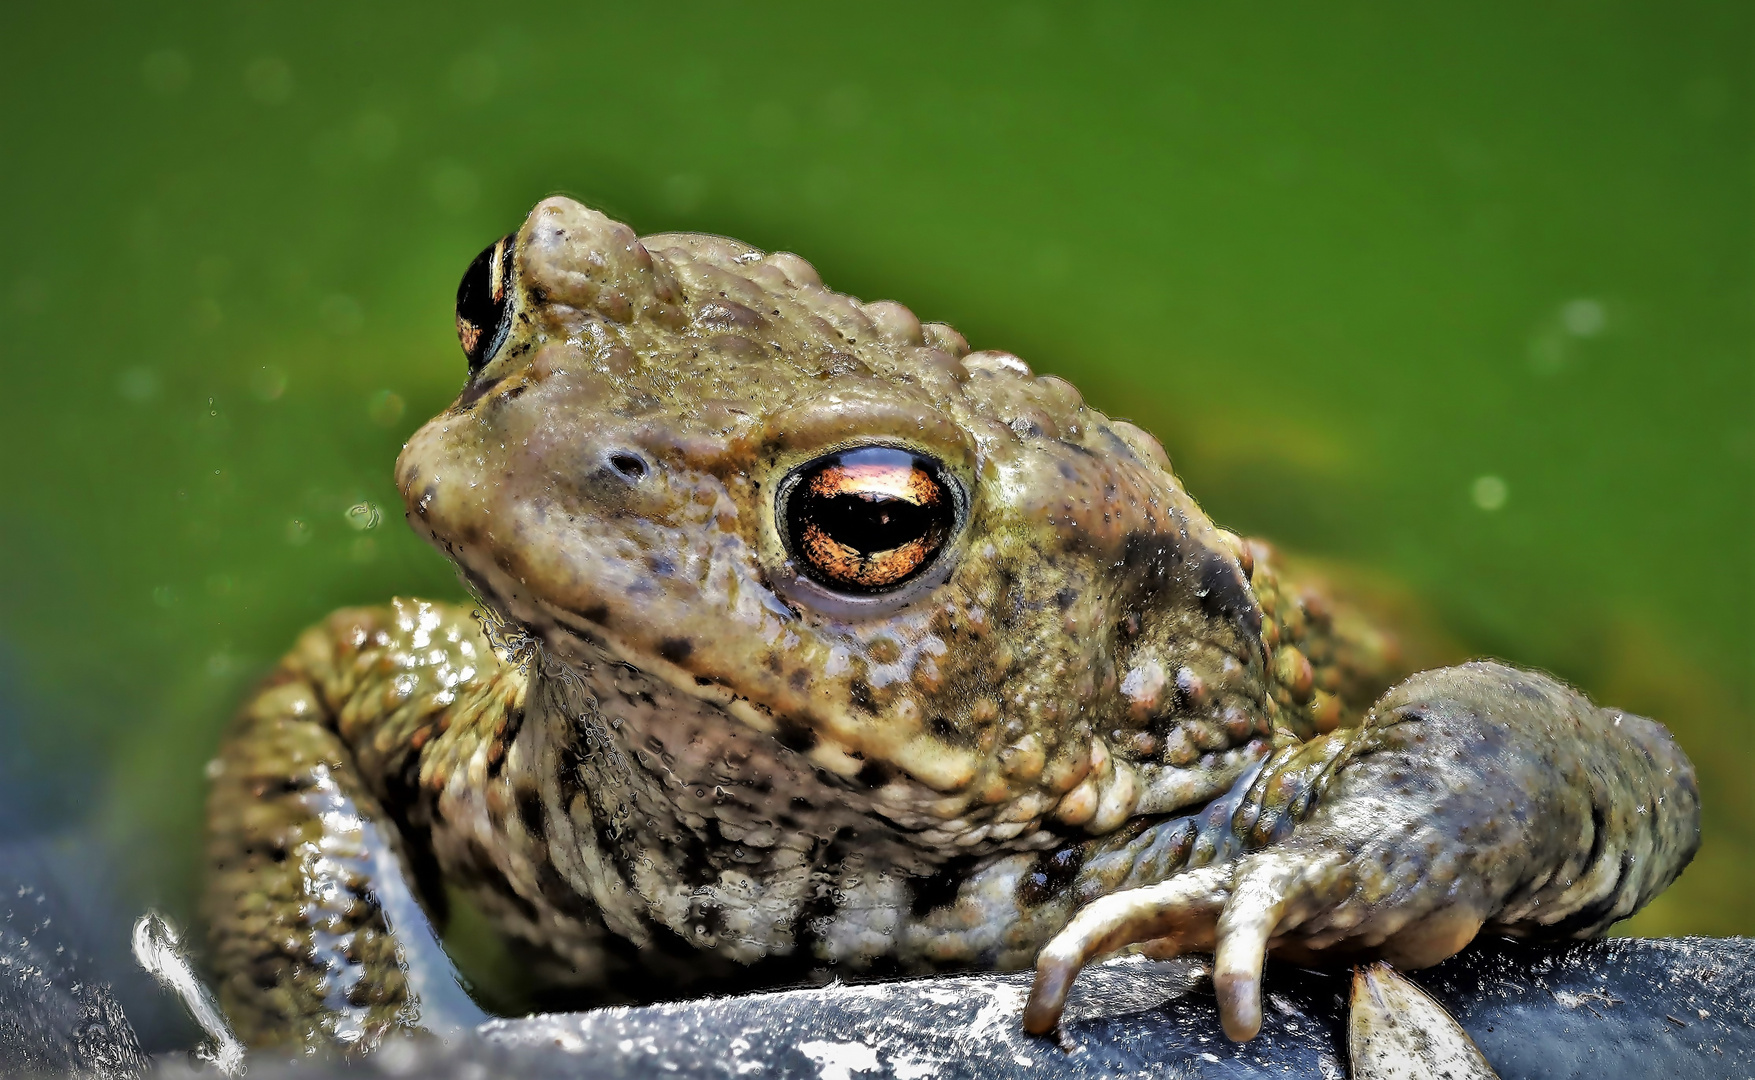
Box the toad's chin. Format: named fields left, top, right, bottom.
left=443, top=541, right=808, bottom=762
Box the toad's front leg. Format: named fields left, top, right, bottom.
left=204, top=605, right=500, bottom=1052
left=1023, top=660, right=1700, bottom=1041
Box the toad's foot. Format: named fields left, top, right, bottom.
left=1023, top=661, right=1699, bottom=1041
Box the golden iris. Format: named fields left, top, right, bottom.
left=785, top=448, right=954, bottom=593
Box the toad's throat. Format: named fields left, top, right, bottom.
left=528, top=585, right=989, bottom=794
left=525, top=623, right=1013, bottom=883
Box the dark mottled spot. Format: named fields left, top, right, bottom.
left=790, top=669, right=811, bottom=691
left=813, top=350, right=869, bottom=378
left=658, top=638, right=693, bottom=664
left=1055, top=587, right=1078, bottom=611
left=648, top=556, right=677, bottom=577
left=1100, top=425, right=1141, bottom=462
left=1546, top=844, right=1631, bottom=935
left=530, top=858, right=596, bottom=922
left=1121, top=533, right=1185, bottom=587
left=1580, top=804, right=1611, bottom=886
left=908, top=855, right=988, bottom=916
left=789, top=828, right=863, bottom=953
left=849, top=678, right=878, bottom=714
left=458, top=375, right=502, bottom=408
left=555, top=735, right=589, bottom=808
left=1195, top=547, right=1262, bottom=639
left=1018, top=844, right=1087, bottom=907
left=515, top=788, right=546, bottom=839
left=690, top=898, right=727, bottom=938
left=484, top=705, right=525, bottom=779
left=579, top=603, right=610, bottom=624
left=1507, top=675, right=1551, bottom=702
left=855, top=760, right=896, bottom=789
left=930, top=716, right=966, bottom=745
left=1388, top=706, right=1431, bottom=727
left=1057, top=461, right=1079, bottom=482
left=415, top=482, right=439, bottom=519
left=256, top=774, right=311, bottom=799
left=775, top=718, right=818, bottom=753
left=248, top=840, right=290, bottom=864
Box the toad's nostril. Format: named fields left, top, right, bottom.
left=608, top=452, right=648, bottom=481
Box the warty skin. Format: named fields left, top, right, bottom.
left=203, top=196, right=1699, bottom=1052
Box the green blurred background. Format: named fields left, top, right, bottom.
left=0, top=0, right=1748, bottom=960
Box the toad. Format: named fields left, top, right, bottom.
left=204, top=197, right=1699, bottom=1053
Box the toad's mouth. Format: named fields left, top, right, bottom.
left=461, top=572, right=1041, bottom=853
left=436, top=509, right=1002, bottom=792
left=451, top=552, right=980, bottom=820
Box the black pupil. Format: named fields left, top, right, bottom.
left=456, top=234, right=515, bottom=372
left=808, top=494, right=936, bottom=552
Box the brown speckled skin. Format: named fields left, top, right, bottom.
left=203, top=197, right=1700, bottom=1052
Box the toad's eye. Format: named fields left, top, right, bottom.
left=782, top=447, right=956, bottom=594
left=455, top=233, right=516, bottom=373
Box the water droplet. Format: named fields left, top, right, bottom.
left=345, top=502, right=381, bottom=531
left=117, top=367, right=160, bottom=403
left=1471, top=475, right=1508, bottom=512
left=1561, top=298, right=1605, bottom=337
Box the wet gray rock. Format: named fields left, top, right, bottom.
left=165, top=936, right=1755, bottom=1080
left=0, top=844, right=148, bottom=1079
